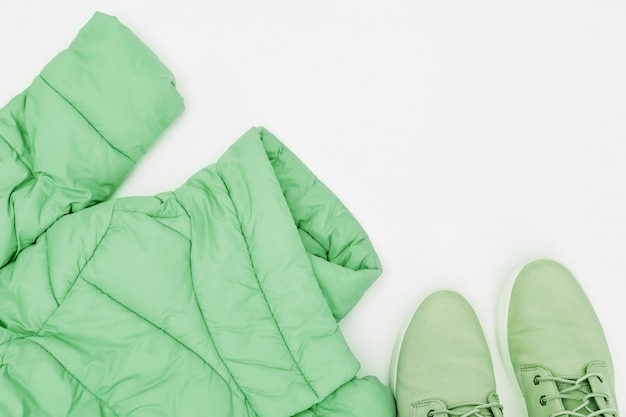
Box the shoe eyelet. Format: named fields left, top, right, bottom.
left=427, top=410, right=435, bottom=417
left=533, top=375, right=541, bottom=385
left=539, top=396, right=547, bottom=406
left=598, top=376, right=604, bottom=383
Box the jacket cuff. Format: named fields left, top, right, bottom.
left=40, top=11, right=184, bottom=163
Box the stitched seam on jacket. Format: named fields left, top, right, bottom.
left=57, top=203, right=116, bottom=304
left=115, top=210, right=192, bottom=242
left=171, top=194, right=258, bottom=416
left=0, top=131, right=34, bottom=175
left=0, top=334, right=29, bottom=351
left=37, top=75, right=135, bottom=164
left=25, top=338, right=121, bottom=417
left=0, top=336, right=18, bottom=367
left=44, top=233, right=60, bottom=307
left=186, top=253, right=257, bottom=415
left=217, top=174, right=321, bottom=401
left=80, top=277, right=251, bottom=409
left=116, top=209, right=189, bottom=219
left=152, top=219, right=190, bottom=242
left=36, top=202, right=116, bottom=336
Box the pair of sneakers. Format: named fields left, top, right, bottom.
left=391, top=259, right=619, bottom=417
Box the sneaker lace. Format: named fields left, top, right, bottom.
left=535, top=372, right=618, bottom=417
left=429, top=401, right=503, bottom=417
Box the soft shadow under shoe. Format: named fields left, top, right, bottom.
left=499, top=259, right=619, bottom=417
left=392, top=290, right=504, bottom=417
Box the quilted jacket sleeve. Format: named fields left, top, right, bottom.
left=0, top=12, right=184, bottom=268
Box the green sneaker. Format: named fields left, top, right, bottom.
left=391, top=290, right=504, bottom=417
left=499, top=259, right=619, bottom=417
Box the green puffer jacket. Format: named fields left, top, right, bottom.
left=0, top=12, right=395, bottom=417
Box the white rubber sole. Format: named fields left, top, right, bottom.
left=497, top=262, right=523, bottom=384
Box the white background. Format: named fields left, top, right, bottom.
left=1, top=1, right=625, bottom=415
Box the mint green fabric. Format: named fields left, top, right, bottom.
left=0, top=12, right=183, bottom=269
left=505, top=259, right=618, bottom=417
left=0, top=12, right=393, bottom=417
left=394, top=291, right=502, bottom=417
